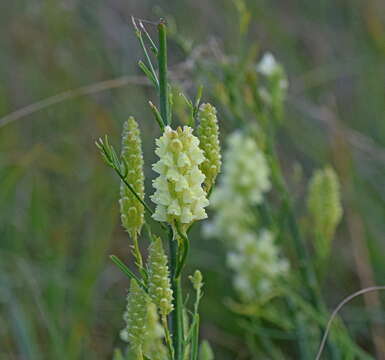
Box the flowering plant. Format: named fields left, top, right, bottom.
left=96, top=19, right=220, bottom=360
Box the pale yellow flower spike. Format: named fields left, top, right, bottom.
left=119, top=117, right=145, bottom=267
left=151, top=126, right=209, bottom=227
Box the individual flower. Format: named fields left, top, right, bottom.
left=189, top=270, right=203, bottom=292
left=151, top=126, right=209, bottom=225
left=120, top=279, right=149, bottom=353
left=119, top=117, right=145, bottom=239
left=197, top=103, right=221, bottom=192
left=147, top=237, right=174, bottom=316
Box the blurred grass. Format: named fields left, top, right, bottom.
left=1, top=0, right=385, bottom=358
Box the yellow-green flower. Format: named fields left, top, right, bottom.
left=147, top=237, right=173, bottom=316
left=143, top=303, right=167, bottom=359
left=197, top=103, right=221, bottom=192
left=119, top=117, right=145, bottom=239
left=151, top=126, right=209, bottom=225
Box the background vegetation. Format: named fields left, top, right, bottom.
left=1, top=0, right=385, bottom=358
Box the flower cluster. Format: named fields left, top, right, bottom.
left=119, top=117, right=145, bottom=239
left=205, top=130, right=288, bottom=301
left=151, top=126, right=209, bottom=225
left=197, top=103, right=221, bottom=192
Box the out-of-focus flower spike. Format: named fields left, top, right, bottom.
left=143, top=303, right=167, bottom=359
left=120, top=279, right=149, bottom=355
left=197, top=103, right=222, bottom=193
left=307, top=166, right=343, bottom=258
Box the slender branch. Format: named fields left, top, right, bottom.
left=162, top=315, right=175, bottom=360
left=315, top=286, right=385, bottom=360
left=109, top=255, right=146, bottom=290
left=114, top=167, right=154, bottom=216
left=174, top=222, right=190, bottom=278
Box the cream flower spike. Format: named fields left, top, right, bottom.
left=151, top=126, right=209, bottom=226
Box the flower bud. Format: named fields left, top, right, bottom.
left=189, top=270, right=203, bottom=292
left=197, top=103, right=221, bottom=192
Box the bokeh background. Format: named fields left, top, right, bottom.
left=1, top=0, right=385, bottom=359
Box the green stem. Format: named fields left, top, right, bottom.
left=157, top=20, right=183, bottom=358
left=109, top=255, right=146, bottom=290
left=158, top=20, right=170, bottom=125
left=162, top=315, right=175, bottom=360
left=169, top=229, right=184, bottom=359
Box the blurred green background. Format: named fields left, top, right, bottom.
left=1, top=0, right=385, bottom=359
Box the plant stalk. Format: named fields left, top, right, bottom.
left=158, top=20, right=170, bottom=125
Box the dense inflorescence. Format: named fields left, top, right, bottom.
left=151, top=126, right=209, bottom=225
left=147, top=237, right=174, bottom=316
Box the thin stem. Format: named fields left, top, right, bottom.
left=115, top=168, right=154, bottom=216
left=169, top=229, right=184, bottom=359
left=132, top=16, right=159, bottom=88
left=131, top=232, right=143, bottom=268
left=173, top=277, right=184, bottom=359
left=174, top=222, right=190, bottom=278
left=139, top=20, right=158, bottom=55
left=162, top=315, right=175, bottom=360
left=315, top=286, right=385, bottom=360
left=189, top=315, right=199, bottom=360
